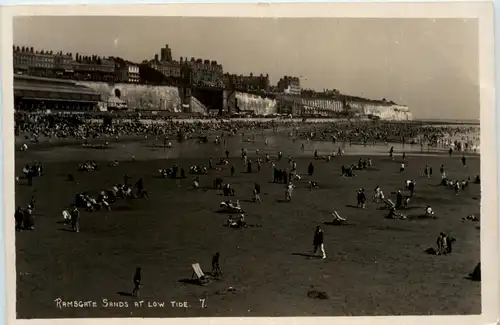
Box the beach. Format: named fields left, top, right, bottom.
left=15, top=129, right=481, bottom=317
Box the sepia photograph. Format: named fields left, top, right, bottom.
left=1, top=3, right=497, bottom=324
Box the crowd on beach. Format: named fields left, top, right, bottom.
left=298, top=122, right=479, bottom=149
left=15, top=112, right=479, bottom=152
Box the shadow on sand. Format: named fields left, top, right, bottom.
left=178, top=278, right=204, bottom=286
left=292, top=253, right=322, bottom=259
left=57, top=228, right=74, bottom=232
left=323, top=221, right=356, bottom=227
left=117, top=291, right=134, bottom=297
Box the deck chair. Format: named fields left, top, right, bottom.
left=333, top=210, right=346, bottom=222
left=384, top=199, right=396, bottom=209
left=191, top=263, right=211, bottom=286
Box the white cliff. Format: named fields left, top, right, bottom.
left=353, top=102, right=413, bottom=121
left=234, top=91, right=278, bottom=115
left=75, top=82, right=412, bottom=120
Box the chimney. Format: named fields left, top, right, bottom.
left=155, top=54, right=159, bottom=61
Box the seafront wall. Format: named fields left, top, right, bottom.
left=77, top=82, right=412, bottom=120
left=76, top=81, right=184, bottom=112
left=301, top=97, right=412, bottom=121
left=300, top=98, right=343, bottom=114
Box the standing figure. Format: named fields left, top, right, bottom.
left=313, top=226, right=326, bottom=259
left=71, top=205, right=80, bottom=232
left=212, top=253, right=222, bottom=277
left=15, top=206, right=23, bottom=231
left=308, top=162, right=314, bottom=176
left=132, top=267, right=142, bottom=297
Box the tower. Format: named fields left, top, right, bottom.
left=160, top=44, right=172, bottom=62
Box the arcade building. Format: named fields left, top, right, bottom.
left=14, top=75, right=101, bottom=112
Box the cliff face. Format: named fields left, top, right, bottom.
left=75, top=82, right=412, bottom=120
left=355, top=103, right=413, bottom=121
left=76, top=81, right=183, bottom=112
left=234, top=92, right=278, bottom=115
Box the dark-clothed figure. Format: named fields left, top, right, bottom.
left=313, top=226, right=326, bottom=259
left=124, top=174, right=131, bottom=187
left=132, top=267, right=142, bottom=297
left=308, top=162, right=314, bottom=176
left=357, top=189, right=366, bottom=208
left=71, top=206, right=80, bottom=232
left=253, top=183, right=261, bottom=203
left=396, top=190, right=403, bottom=208
left=15, top=206, right=23, bottom=231
left=214, top=177, right=224, bottom=190
left=30, top=196, right=36, bottom=210
left=172, top=165, right=179, bottom=178
left=212, top=253, right=222, bottom=277
left=23, top=206, right=34, bottom=230
left=469, top=263, right=481, bottom=281
left=136, top=178, right=148, bottom=198
left=436, top=232, right=450, bottom=255
left=408, top=181, right=415, bottom=196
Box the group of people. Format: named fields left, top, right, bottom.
left=297, top=121, right=479, bottom=150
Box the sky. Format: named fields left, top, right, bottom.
left=13, top=17, right=479, bottom=120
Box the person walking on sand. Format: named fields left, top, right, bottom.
left=212, top=253, right=222, bottom=277
left=313, top=226, right=326, bottom=259
left=132, top=267, right=142, bottom=297
left=15, top=206, right=23, bottom=231
left=23, top=205, right=34, bottom=230
left=308, top=162, right=314, bottom=176
left=71, top=205, right=80, bottom=233
left=253, top=183, right=261, bottom=203
left=30, top=195, right=36, bottom=210
left=440, top=164, right=446, bottom=179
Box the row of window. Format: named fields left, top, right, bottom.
left=16, top=63, right=55, bottom=69
left=14, top=62, right=115, bottom=72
